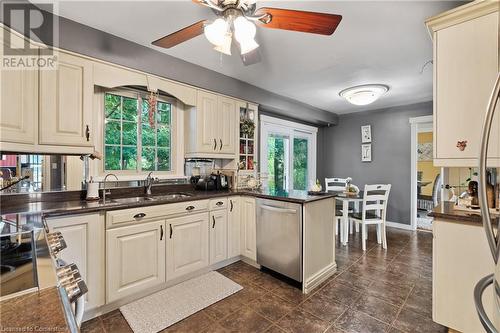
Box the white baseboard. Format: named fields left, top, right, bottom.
left=385, top=221, right=415, bottom=231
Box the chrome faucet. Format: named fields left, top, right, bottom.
left=144, top=172, right=156, bottom=197
left=102, top=173, right=118, bottom=203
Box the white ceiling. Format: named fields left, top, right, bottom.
left=53, top=0, right=463, bottom=114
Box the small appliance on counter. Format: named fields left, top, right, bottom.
left=185, top=159, right=231, bottom=191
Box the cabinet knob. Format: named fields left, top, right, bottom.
left=85, top=125, right=90, bottom=141
left=133, top=213, right=146, bottom=219
left=456, top=140, right=467, bottom=151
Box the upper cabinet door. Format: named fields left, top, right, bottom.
left=39, top=51, right=94, bottom=146
left=218, top=97, right=238, bottom=154
left=431, top=6, right=499, bottom=166
left=0, top=30, right=37, bottom=144
left=196, top=90, right=219, bottom=153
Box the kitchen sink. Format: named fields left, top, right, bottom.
left=105, top=193, right=193, bottom=205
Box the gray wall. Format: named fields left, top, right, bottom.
left=1, top=2, right=337, bottom=125
left=317, top=101, right=433, bottom=225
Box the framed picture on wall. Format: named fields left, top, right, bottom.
left=361, top=144, right=372, bottom=162
left=361, top=125, right=372, bottom=143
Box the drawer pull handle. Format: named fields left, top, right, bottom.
left=160, top=225, right=164, bottom=241
left=186, top=205, right=195, bottom=211
left=212, top=216, right=216, bottom=228
left=456, top=140, right=467, bottom=151
left=216, top=201, right=223, bottom=206
left=213, top=139, right=217, bottom=150
left=133, top=213, right=146, bottom=219
left=230, top=200, right=233, bottom=212
left=169, top=224, right=173, bottom=239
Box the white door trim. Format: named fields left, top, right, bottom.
left=260, top=116, right=317, bottom=190
left=409, top=115, right=433, bottom=231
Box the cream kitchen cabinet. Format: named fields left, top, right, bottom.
left=427, top=1, right=500, bottom=166
left=185, top=90, right=238, bottom=158
left=46, top=213, right=105, bottom=311
left=433, top=218, right=495, bottom=332
left=39, top=51, right=94, bottom=147
left=209, top=209, right=228, bottom=264
left=106, top=219, right=166, bottom=303
left=240, top=196, right=257, bottom=260
left=166, top=212, right=209, bottom=281
left=228, top=197, right=241, bottom=258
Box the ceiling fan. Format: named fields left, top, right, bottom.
left=152, top=0, right=342, bottom=65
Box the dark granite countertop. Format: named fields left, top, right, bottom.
left=429, top=202, right=499, bottom=224
left=1, top=188, right=337, bottom=217
left=0, top=287, right=70, bottom=332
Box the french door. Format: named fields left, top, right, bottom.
left=260, top=116, right=317, bottom=192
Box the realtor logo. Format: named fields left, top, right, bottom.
left=1, top=1, right=58, bottom=70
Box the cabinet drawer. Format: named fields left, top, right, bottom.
left=106, top=200, right=209, bottom=228
left=209, top=198, right=227, bottom=210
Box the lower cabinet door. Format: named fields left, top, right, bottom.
left=210, top=210, right=228, bottom=264
left=241, top=197, right=257, bottom=260
left=47, top=213, right=104, bottom=311
left=228, top=197, right=241, bottom=258
left=106, top=220, right=166, bottom=303
left=166, top=212, right=209, bottom=281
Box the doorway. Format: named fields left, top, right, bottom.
left=260, top=116, right=317, bottom=192
left=410, top=116, right=441, bottom=230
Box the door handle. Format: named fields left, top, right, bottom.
left=169, top=224, right=173, bottom=239
left=260, top=205, right=297, bottom=214
left=230, top=200, right=233, bottom=212
left=160, top=225, right=163, bottom=241
left=219, top=139, right=223, bottom=151
left=133, top=213, right=146, bottom=219
left=212, top=216, right=216, bottom=228
left=479, top=72, right=500, bottom=264
left=85, top=125, right=90, bottom=141
left=213, top=139, right=217, bottom=150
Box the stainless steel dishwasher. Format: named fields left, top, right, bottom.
left=256, top=198, right=302, bottom=282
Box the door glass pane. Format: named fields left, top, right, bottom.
left=293, top=137, right=308, bottom=190
left=267, top=135, right=289, bottom=191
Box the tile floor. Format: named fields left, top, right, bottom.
left=82, top=227, right=445, bottom=333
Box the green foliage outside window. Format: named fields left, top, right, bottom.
left=293, top=138, right=308, bottom=190
left=104, top=92, right=171, bottom=172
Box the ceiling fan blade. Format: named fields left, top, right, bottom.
left=240, top=48, right=261, bottom=66
left=254, top=7, right=342, bottom=35
left=152, top=20, right=207, bottom=48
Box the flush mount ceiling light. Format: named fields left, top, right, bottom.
left=339, top=84, right=389, bottom=106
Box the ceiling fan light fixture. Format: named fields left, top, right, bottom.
left=339, top=84, right=389, bottom=106
left=204, top=18, right=228, bottom=46
left=214, top=32, right=232, bottom=55
left=233, top=16, right=256, bottom=44
left=239, top=38, right=259, bottom=55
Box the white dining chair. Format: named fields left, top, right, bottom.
left=348, top=184, right=391, bottom=251
left=325, top=177, right=355, bottom=236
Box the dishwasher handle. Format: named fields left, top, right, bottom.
left=260, top=204, right=298, bottom=214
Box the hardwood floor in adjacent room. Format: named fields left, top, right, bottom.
left=82, top=227, right=444, bottom=333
